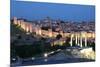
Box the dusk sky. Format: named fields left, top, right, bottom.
left=11, top=0, right=95, bottom=22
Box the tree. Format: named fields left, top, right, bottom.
left=56, top=34, right=62, bottom=40
left=91, top=42, right=95, bottom=51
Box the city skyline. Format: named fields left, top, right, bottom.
left=10, top=1, right=95, bottom=66
left=11, top=0, right=95, bottom=22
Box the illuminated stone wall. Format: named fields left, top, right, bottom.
left=13, top=17, right=95, bottom=39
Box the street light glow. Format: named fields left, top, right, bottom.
left=44, top=53, right=48, bottom=58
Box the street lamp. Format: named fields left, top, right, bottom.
left=44, top=53, right=48, bottom=62
left=12, top=58, right=16, bottom=61
left=32, top=57, right=35, bottom=60
left=44, top=53, right=48, bottom=58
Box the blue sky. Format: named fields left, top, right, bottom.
left=11, top=0, right=95, bottom=22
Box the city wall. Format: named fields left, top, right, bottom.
left=13, top=17, right=95, bottom=39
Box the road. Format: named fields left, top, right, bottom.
left=11, top=49, right=95, bottom=67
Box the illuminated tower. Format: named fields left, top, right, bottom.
left=84, top=32, right=87, bottom=47
left=38, top=21, right=42, bottom=35
left=38, top=26, right=42, bottom=35
left=13, top=17, right=18, bottom=25
left=17, top=20, right=21, bottom=26
left=58, top=19, right=64, bottom=37
left=29, top=24, right=33, bottom=33
left=48, top=29, right=52, bottom=37
left=80, top=32, right=83, bottom=47
left=47, top=17, right=52, bottom=37
left=70, top=33, right=74, bottom=46
left=85, top=36, right=87, bottom=47
left=75, top=33, right=78, bottom=45
left=35, top=25, right=41, bottom=35
left=20, top=20, right=24, bottom=30
left=26, top=23, right=29, bottom=32
left=77, top=33, right=80, bottom=46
